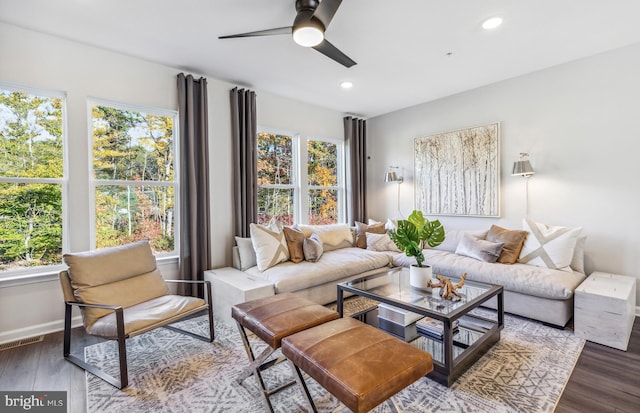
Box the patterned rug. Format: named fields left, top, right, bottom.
left=85, top=304, right=584, bottom=412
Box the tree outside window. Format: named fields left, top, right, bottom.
left=257, top=131, right=295, bottom=225
left=307, top=140, right=340, bottom=224
left=256, top=130, right=343, bottom=226
left=0, top=84, right=64, bottom=272
left=91, top=103, right=177, bottom=253
left=0, top=86, right=65, bottom=273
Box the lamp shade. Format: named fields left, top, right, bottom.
left=512, top=160, right=535, bottom=177
left=384, top=170, right=399, bottom=182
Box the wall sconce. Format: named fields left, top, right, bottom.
left=512, top=152, right=535, bottom=177
left=512, top=153, right=535, bottom=218
left=384, top=166, right=404, bottom=184
left=384, top=166, right=403, bottom=215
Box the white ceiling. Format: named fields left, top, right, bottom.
left=2, top=0, right=640, bottom=118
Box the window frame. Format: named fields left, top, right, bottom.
left=256, top=127, right=299, bottom=224
left=87, top=98, right=180, bottom=257
left=303, top=135, right=345, bottom=224
left=256, top=127, right=345, bottom=225
left=0, top=81, right=69, bottom=280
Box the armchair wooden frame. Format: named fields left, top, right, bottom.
left=62, top=279, right=214, bottom=389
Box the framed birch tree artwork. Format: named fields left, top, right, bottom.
left=415, top=122, right=500, bottom=217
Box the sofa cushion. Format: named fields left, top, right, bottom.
left=518, top=219, right=582, bottom=272
left=455, top=234, right=504, bottom=263
left=283, top=226, right=305, bottom=263
left=486, top=225, right=528, bottom=264
left=393, top=249, right=586, bottom=300
left=432, top=229, right=488, bottom=252
left=355, top=221, right=386, bottom=249
left=246, top=248, right=391, bottom=295
left=298, top=223, right=354, bottom=251
left=303, top=232, right=324, bottom=262
left=250, top=222, right=290, bottom=271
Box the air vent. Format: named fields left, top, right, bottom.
left=0, top=335, right=44, bottom=352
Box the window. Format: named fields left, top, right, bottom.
left=90, top=101, right=178, bottom=255
left=256, top=131, right=296, bottom=225
left=0, top=83, right=66, bottom=274
left=257, top=129, right=344, bottom=225
left=307, top=139, right=341, bottom=224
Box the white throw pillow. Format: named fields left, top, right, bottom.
left=297, top=223, right=353, bottom=251
left=366, top=232, right=401, bottom=252
left=234, top=236, right=257, bottom=271
left=518, top=219, right=582, bottom=271
left=249, top=223, right=290, bottom=271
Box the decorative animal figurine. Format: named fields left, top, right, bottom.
left=428, top=273, right=467, bottom=300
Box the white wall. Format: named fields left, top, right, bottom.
left=368, top=42, right=640, bottom=307
left=0, top=23, right=344, bottom=342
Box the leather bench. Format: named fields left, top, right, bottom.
left=282, top=317, right=434, bottom=413
left=231, top=292, right=339, bottom=412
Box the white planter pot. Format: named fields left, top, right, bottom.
left=409, top=265, right=433, bottom=289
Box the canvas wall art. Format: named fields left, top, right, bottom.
left=415, top=122, right=500, bottom=217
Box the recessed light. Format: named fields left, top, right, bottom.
left=482, top=17, right=503, bottom=30
left=340, top=81, right=353, bottom=89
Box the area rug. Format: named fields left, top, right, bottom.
left=85, top=306, right=584, bottom=412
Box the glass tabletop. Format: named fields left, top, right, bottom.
left=338, top=267, right=500, bottom=319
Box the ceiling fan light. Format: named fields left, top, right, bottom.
left=482, top=16, right=503, bottom=30
left=293, top=26, right=324, bottom=47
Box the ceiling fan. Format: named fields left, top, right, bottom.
left=219, top=0, right=356, bottom=68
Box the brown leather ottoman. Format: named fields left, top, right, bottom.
left=231, top=293, right=339, bottom=412
left=282, top=317, right=434, bottom=413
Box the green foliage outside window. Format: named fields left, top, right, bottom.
left=92, top=105, right=176, bottom=252
left=0, top=89, right=64, bottom=271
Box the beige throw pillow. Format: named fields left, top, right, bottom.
left=486, top=225, right=528, bottom=264
left=283, top=226, right=305, bottom=263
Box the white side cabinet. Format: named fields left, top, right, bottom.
left=574, top=271, right=636, bottom=351
left=204, top=267, right=274, bottom=326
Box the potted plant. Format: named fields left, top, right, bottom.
left=389, top=210, right=445, bottom=288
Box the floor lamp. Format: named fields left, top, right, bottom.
left=512, top=153, right=535, bottom=218
left=384, top=166, right=403, bottom=215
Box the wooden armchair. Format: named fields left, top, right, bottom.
left=59, top=239, right=214, bottom=389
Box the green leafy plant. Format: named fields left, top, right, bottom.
left=388, top=210, right=445, bottom=268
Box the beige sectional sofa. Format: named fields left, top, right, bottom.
left=233, top=225, right=586, bottom=327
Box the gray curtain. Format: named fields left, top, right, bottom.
left=345, top=116, right=367, bottom=224
left=177, top=73, right=211, bottom=297
left=230, top=87, right=257, bottom=237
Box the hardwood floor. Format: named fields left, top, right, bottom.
left=1, top=319, right=639, bottom=412
left=555, top=318, right=640, bottom=413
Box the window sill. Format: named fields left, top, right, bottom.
left=0, top=255, right=179, bottom=288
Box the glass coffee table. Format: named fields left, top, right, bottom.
left=337, top=267, right=504, bottom=386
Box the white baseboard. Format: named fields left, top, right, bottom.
left=0, top=316, right=83, bottom=345
left=636, top=306, right=640, bottom=317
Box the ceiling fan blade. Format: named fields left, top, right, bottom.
left=312, top=0, right=342, bottom=28
left=312, top=38, right=356, bottom=68
left=219, top=26, right=292, bottom=39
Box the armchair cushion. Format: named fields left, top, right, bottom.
left=63, top=240, right=170, bottom=329
left=88, top=294, right=207, bottom=339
